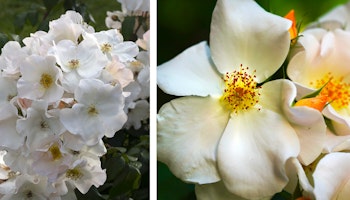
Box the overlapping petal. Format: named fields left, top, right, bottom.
left=313, top=152, right=350, bottom=200
left=157, top=41, right=223, bottom=97
left=210, top=0, right=291, bottom=82
left=157, top=96, right=230, bottom=184
left=217, top=80, right=300, bottom=199
left=195, top=181, right=248, bottom=200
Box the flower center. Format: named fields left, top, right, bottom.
left=101, top=43, right=112, bottom=53
left=49, top=144, right=62, bottom=161
left=88, top=105, right=98, bottom=115
left=66, top=168, right=83, bottom=180
left=220, top=65, right=261, bottom=114
left=310, top=73, right=350, bottom=110
left=68, top=59, right=80, bottom=69
left=40, top=73, right=53, bottom=89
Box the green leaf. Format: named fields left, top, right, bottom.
left=121, top=16, right=137, bottom=41
left=109, top=165, right=141, bottom=198
left=75, top=186, right=106, bottom=200
left=43, top=0, right=60, bottom=11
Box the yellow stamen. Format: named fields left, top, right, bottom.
left=101, top=43, right=112, bottom=53
left=49, top=144, right=62, bottom=161
left=220, top=65, right=261, bottom=114
left=88, top=105, right=98, bottom=115
left=40, top=73, right=53, bottom=89
left=66, top=168, right=83, bottom=180
left=68, top=59, right=80, bottom=69
left=310, top=73, right=350, bottom=110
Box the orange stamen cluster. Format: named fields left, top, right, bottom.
left=220, top=65, right=261, bottom=114
left=310, top=73, right=350, bottom=110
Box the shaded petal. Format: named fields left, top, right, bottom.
left=281, top=80, right=326, bottom=165
left=157, top=96, right=229, bottom=184
left=217, top=101, right=299, bottom=199
left=195, top=181, right=248, bottom=200
left=313, top=152, right=350, bottom=200
left=210, top=0, right=291, bottom=82
left=157, top=41, right=223, bottom=97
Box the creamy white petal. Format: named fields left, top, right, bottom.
left=313, top=152, right=350, bottom=200
left=217, top=81, right=299, bottom=199
left=157, top=41, right=223, bottom=97
left=210, top=0, right=291, bottom=82
left=195, top=182, right=249, bottom=200
left=157, top=96, right=230, bottom=184
left=281, top=80, right=326, bottom=165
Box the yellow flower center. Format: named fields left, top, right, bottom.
left=68, top=59, right=80, bottom=69
left=49, top=144, right=62, bottom=161
left=40, top=73, right=53, bottom=89
left=88, top=105, right=98, bottom=115
left=66, top=168, right=83, bottom=180
left=310, top=73, right=350, bottom=110
left=220, top=65, right=261, bottom=114
left=101, top=43, right=112, bottom=53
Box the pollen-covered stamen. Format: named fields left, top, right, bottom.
left=220, top=65, right=261, bottom=113
left=40, top=73, right=53, bottom=89
left=101, top=43, right=112, bottom=53
left=310, top=72, right=350, bottom=110
left=48, top=144, right=62, bottom=161
left=68, top=59, right=80, bottom=69
left=66, top=168, right=83, bottom=180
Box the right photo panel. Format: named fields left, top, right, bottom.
left=157, top=0, right=350, bottom=199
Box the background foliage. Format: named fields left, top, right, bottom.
left=157, top=0, right=349, bottom=199
left=0, top=0, right=149, bottom=199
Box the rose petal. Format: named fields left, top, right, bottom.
left=157, top=41, right=223, bottom=97
left=157, top=96, right=229, bottom=184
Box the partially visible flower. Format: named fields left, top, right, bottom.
left=287, top=27, right=350, bottom=137
left=105, top=11, right=125, bottom=30
left=118, top=0, right=149, bottom=14
left=0, top=41, right=28, bottom=78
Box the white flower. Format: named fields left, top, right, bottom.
left=100, top=57, right=134, bottom=88
left=0, top=41, right=28, bottom=78
left=60, top=79, right=127, bottom=145
left=48, top=10, right=94, bottom=44
left=16, top=100, right=65, bottom=151
left=17, top=55, right=64, bottom=103
left=61, top=158, right=106, bottom=194
left=105, top=11, right=125, bottom=30
left=157, top=0, right=324, bottom=198
left=85, top=29, right=139, bottom=62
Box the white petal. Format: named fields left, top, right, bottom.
left=217, top=109, right=299, bottom=199
left=313, top=152, right=350, bottom=200
left=195, top=182, right=248, bottom=200
left=157, top=41, right=223, bottom=96
left=157, top=96, right=230, bottom=184
left=281, top=80, right=326, bottom=165
left=210, top=0, right=291, bottom=82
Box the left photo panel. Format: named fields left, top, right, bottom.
left=0, top=0, right=150, bottom=199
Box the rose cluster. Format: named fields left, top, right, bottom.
left=0, top=4, right=149, bottom=199
left=157, top=0, right=350, bottom=199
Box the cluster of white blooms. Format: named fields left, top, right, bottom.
left=105, top=0, right=150, bottom=130
left=0, top=9, right=148, bottom=199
